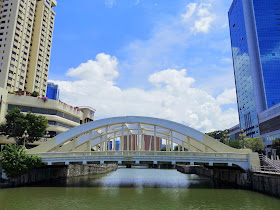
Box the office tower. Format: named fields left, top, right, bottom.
left=0, top=0, right=57, bottom=96
left=228, top=0, right=280, bottom=137
left=46, top=82, right=58, bottom=100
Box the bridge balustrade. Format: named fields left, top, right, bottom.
left=31, top=151, right=249, bottom=160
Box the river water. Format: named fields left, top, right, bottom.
left=0, top=167, right=279, bottom=209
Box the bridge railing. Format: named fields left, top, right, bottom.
left=251, top=165, right=280, bottom=174
left=30, top=151, right=249, bottom=159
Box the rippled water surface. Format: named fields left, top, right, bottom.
left=0, top=168, right=279, bottom=210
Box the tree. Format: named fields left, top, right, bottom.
left=25, top=112, right=49, bottom=142
left=161, top=147, right=167, bottom=151
left=1, top=108, right=48, bottom=145
left=244, top=137, right=265, bottom=153
left=31, top=91, right=39, bottom=97
left=0, top=144, right=42, bottom=178
left=228, top=138, right=242, bottom=149
left=272, top=138, right=280, bottom=157
left=206, top=130, right=226, bottom=143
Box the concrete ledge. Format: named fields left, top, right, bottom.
left=1, top=164, right=117, bottom=188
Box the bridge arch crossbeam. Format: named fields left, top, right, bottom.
left=70, top=124, right=205, bottom=152
left=27, top=116, right=252, bottom=155
left=73, top=131, right=203, bottom=153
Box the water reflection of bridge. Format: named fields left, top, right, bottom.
left=27, top=116, right=259, bottom=170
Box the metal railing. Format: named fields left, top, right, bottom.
left=251, top=165, right=280, bottom=174
left=30, top=151, right=249, bottom=160
left=259, top=154, right=280, bottom=171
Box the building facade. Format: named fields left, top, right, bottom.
left=0, top=87, right=95, bottom=146
left=228, top=0, right=280, bottom=138
left=0, top=0, right=57, bottom=96
left=46, top=82, right=59, bottom=100
left=229, top=124, right=241, bottom=142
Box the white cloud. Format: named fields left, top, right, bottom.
left=67, top=53, right=118, bottom=81
left=182, top=3, right=197, bottom=21
left=182, top=2, right=216, bottom=33
left=104, top=0, right=116, bottom=8
left=119, top=0, right=232, bottom=93
left=216, top=88, right=237, bottom=105
left=51, top=53, right=239, bottom=133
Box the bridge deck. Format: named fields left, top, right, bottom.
left=30, top=151, right=251, bottom=170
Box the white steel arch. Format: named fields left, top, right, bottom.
left=28, top=116, right=252, bottom=154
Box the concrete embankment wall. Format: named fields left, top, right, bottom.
left=251, top=173, right=280, bottom=197
left=177, top=165, right=280, bottom=198
left=4, top=164, right=117, bottom=187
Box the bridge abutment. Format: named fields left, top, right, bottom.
left=176, top=165, right=280, bottom=198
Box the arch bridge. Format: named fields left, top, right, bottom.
left=27, top=116, right=259, bottom=170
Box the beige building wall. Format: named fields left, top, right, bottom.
left=0, top=0, right=56, bottom=96
left=26, top=0, right=56, bottom=96
left=0, top=87, right=8, bottom=123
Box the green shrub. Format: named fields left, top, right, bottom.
left=0, top=144, right=42, bottom=178
left=31, top=91, right=39, bottom=97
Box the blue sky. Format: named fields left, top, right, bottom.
left=50, top=0, right=239, bottom=132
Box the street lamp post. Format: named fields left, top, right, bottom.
left=44, top=131, right=50, bottom=142
left=22, top=130, right=29, bottom=148
left=224, top=130, right=230, bottom=144
left=239, top=129, right=246, bottom=149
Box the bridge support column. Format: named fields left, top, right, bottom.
left=118, top=160, right=122, bottom=164
left=187, top=136, right=190, bottom=151
left=154, top=125, right=157, bottom=151
left=83, top=161, right=87, bottom=165
left=228, top=162, right=233, bottom=167
left=153, top=160, right=157, bottom=165
left=88, top=131, right=93, bottom=151
left=137, top=123, right=140, bottom=151
left=126, top=133, right=129, bottom=151
left=100, top=136, right=103, bottom=151
left=100, top=160, right=105, bottom=164
left=135, top=160, right=140, bottom=164
left=141, top=134, right=145, bottom=151
left=190, top=161, right=194, bottom=165
left=64, top=161, right=69, bottom=165
left=209, top=162, right=213, bottom=166
left=113, top=133, right=116, bottom=151
left=171, top=131, right=174, bottom=151
left=121, top=124, right=124, bottom=151
left=166, top=137, right=170, bottom=151
left=47, top=162, right=52, bottom=165
left=172, top=161, right=176, bottom=165
left=105, top=126, right=108, bottom=151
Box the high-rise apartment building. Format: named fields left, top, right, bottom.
left=0, top=0, right=57, bottom=96
left=228, top=0, right=280, bottom=138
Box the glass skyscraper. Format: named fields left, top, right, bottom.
left=46, top=82, right=59, bottom=100
left=228, top=0, right=280, bottom=138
